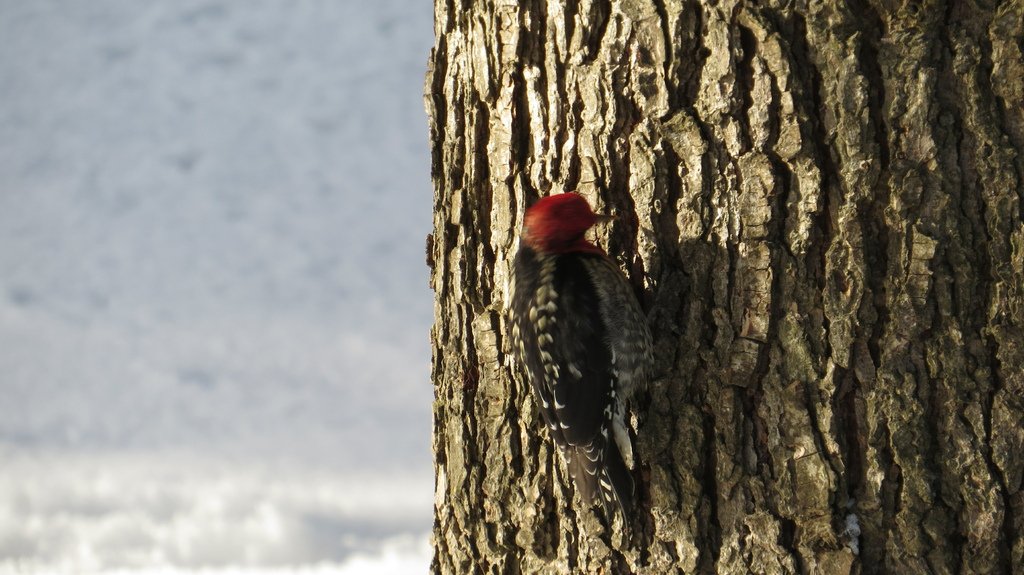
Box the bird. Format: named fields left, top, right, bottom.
left=509, top=191, right=653, bottom=528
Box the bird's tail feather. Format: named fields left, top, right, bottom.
left=566, top=440, right=634, bottom=527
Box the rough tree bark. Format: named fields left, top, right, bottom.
left=425, top=0, right=1024, bottom=573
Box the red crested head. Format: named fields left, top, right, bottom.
left=522, top=192, right=609, bottom=255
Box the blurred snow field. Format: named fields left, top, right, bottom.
left=0, top=0, right=435, bottom=572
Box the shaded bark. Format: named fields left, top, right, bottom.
left=425, top=0, right=1024, bottom=573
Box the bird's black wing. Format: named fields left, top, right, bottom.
left=511, top=248, right=634, bottom=521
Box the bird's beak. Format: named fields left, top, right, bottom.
left=594, top=213, right=616, bottom=224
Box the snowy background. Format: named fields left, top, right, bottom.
left=0, top=1, right=435, bottom=573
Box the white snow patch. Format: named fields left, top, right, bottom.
left=2, top=537, right=430, bottom=575
left=843, top=513, right=861, bottom=555
left=0, top=450, right=431, bottom=573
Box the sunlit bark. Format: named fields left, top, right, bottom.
left=426, top=1, right=1024, bottom=572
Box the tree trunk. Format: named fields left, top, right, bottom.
left=425, top=0, right=1024, bottom=573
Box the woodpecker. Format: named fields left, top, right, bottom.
left=509, top=192, right=652, bottom=527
